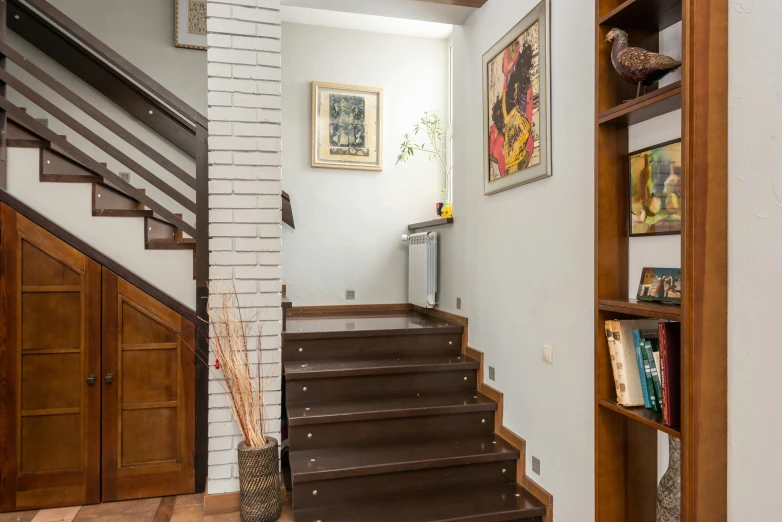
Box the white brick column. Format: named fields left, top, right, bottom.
left=206, top=0, right=282, bottom=495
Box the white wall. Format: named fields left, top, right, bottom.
left=437, top=1, right=595, bottom=520
left=728, top=1, right=782, bottom=519
left=49, top=0, right=207, bottom=114
left=281, top=23, right=448, bottom=305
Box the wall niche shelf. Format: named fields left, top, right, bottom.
left=599, top=0, right=683, bottom=32
left=598, top=399, right=681, bottom=438
left=594, top=0, right=727, bottom=520
left=598, top=81, right=682, bottom=126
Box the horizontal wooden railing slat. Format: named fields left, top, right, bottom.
left=0, top=42, right=196, bottom=190
left=0, top=68, right=196, bottom=213
left=15, top=0, right=207, bottom=128
left=0, top=97, right=196, bottom=237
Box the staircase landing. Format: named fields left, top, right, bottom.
left=283, top=309, right=546, bottom=522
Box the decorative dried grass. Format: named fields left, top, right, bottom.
left=206, top=281, right=276, bottom=448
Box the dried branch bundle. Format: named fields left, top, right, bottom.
left=207, top=282, right=275, bottom=448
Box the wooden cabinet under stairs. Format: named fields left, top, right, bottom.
left=283, top=311, right=546, bottom=522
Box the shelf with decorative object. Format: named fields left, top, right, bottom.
left=594, top=0, right=727, bottom=520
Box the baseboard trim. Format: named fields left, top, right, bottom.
left=465, top=343, right=554, bottom=522
left=203, top=487, right=287, bottom=515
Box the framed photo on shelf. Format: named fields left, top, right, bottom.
left=311, top=82, right=383, bottom=171
left=629, top=139, right=682, bottom=236
left=636, top=267, right=681, bottom=305
left=175, top=0, right=207, bottom=50
left=482, top=0, right=552, bottom=195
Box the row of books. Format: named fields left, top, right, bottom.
left=604, top=319, right=681, bottom=427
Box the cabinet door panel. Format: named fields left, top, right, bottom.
left=0, top=204, right=101, bottom=512
left=101, top=268, right=195, bottom=501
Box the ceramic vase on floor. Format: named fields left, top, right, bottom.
left=657, top=436, right=682, bottom=522
left=238, top=437, right=282, bottom=522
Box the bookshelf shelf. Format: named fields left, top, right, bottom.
left=597, top=298, right=681, bottom=321
left=597, top=81, right=682, bottom=126
left=598, top=0, right=682, bottom=32
left=594, top=0, right=727, bottom=519
left=598, top=399, right=681, bottom=438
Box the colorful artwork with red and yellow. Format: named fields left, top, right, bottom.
left=487, top=20, right=541, bottom=182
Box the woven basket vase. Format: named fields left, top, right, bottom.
left=238, top=437, right=281, bottom=522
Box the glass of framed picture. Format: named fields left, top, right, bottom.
left=629, top=139, right=682, bottom=236
left=311, top=82, right=383, bottom=171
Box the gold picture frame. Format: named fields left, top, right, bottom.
left=175, top=0, right=207, bottom=51
left=311, top=82, right=383, bottom=171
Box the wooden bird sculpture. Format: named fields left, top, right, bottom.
left=606, top=28, right=682, bottom=98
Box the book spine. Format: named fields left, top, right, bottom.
left=632, top=329, right=652, bottom=409
left=604, top=321, right=622, bottom=403
left=646, top=340, right=663, bottom=411
left=640, top=342, right=659, bottom=412
left=658, top=323, right=669, bottom=425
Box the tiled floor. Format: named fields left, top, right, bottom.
left=0, top=495, right=294, bottom=522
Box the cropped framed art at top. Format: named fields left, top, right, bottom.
left=175, top=0, right=207, bottom=50
left=311, top=82, right=383, bottom=172
left=482, top=0, right=551, bottom=195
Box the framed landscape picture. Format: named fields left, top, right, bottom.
left=637, top=267, right=682, bottom=305
left=482, top=0, right=551, bottom=195
left=175, top=0, right=207, bottom=50
left=629, top=139, right=682, bottom=236
left=311, top=82, right=383, bottom=171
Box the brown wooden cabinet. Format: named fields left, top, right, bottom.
left=0, top=203, right=195, bottom=512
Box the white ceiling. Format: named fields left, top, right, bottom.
left=280, top=0, right=476, bottom=26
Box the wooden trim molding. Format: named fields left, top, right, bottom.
left=465, top=343, right=554, bottom=522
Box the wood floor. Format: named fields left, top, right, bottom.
left=0, top=495, right=293, bottom=522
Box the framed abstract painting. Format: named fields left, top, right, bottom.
left=175, top=0, right=207, bottom=50
left=629, top=139, right=682, bottom=236
left=483, top=0, right=551, bottom=195
left=311, top=82, right=383, bottom=171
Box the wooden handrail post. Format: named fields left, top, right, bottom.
left=0, top=0, right=7, bottom=190
left=194, top=121, right=209, bottom=493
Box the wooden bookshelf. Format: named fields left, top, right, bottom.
left=594, top=0, right=727, bottom=520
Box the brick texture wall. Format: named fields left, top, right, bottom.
left=206, top=0, right=282, bottom=495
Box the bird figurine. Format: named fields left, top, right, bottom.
left=606, top=28, right=682, bottom=98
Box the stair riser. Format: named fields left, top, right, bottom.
left=293, top=461, right=517, bottom=511
left=289, top=411, right=495, bottom=451
left=282, top=333, right=462, bottom=362
left=285, top=369, right=477, bottom=403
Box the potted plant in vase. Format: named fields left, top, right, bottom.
left=207, top=284, right=281, bottom=522
left=396, top=111, right=453, bottom=218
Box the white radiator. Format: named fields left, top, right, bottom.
left=403, top=231, right=438, bottom=308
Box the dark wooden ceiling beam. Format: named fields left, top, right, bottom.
left=412, top=0, right=487, bottom=8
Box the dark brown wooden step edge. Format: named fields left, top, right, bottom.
left=284, top=355, right=479, bottom=380
left=290, top=434, right=518, bottom=483
left=293, top=482, right=546, bottom=522
left=287, top=392, right=496, bottom=426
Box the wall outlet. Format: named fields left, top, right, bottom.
left=488, top=366, right=495, bottom=381
left=345, top=290, right=355, bottom=300
left=532, top=456, right=541, bottom=475
left=456, top=297, right=462, bottom=310
left=542, top=344, right=553, bottom=364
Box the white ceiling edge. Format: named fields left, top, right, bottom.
left=280, top=0, right=473, bottom=26
left=281, top=6, right=454, bottom=40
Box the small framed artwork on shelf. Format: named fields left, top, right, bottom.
left=629, top=139, right=682, bottom=236
left=637, top=267, right=681, bottom=305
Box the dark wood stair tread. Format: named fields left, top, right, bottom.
left=288, top=392, right=496, bottom=425
left=293, top=482, right=546, bottom=522
left=284, top=354, right=478, bottom=380
left=285, top=310, right=463, bottom=340
left=290, top=434, right=518, bottom=482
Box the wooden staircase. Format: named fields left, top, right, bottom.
left=283, top=311, right=546, bottom=521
